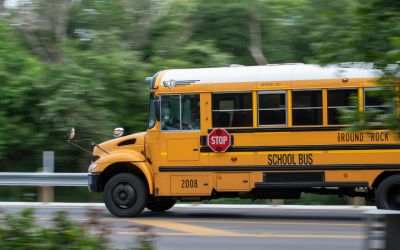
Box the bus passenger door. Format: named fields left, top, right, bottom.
left=159, top=94, right=205, bottom=166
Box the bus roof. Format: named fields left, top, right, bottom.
left=153, top=63, right=381, bottom=93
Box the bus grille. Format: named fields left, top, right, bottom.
left=263, top=172, right=325, bottom=183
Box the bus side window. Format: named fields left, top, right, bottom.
left=292, top=90, right=322, bottom=126
left=328, top=88, right=358, bottom=125
left=212, top=92, right=253, bottom=127
left=258, top=90, right=286, bottom=126
left=364, top=87, right=394, bottom=122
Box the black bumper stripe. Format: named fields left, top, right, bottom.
left=200, top=144, right=400, bottom=153
left=255, top=182, right=369, bottom=188
left=158, top=164, right=400, bottom=172
left=207, top=126, right=386, bottom=133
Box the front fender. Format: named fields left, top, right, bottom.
left=91, top=150, right=154, bottom=194
left=129, top=161, right=154, bottom=194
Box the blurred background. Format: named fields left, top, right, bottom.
left=0, top=0, right=399, bottom=203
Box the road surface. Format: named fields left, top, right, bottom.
left=0, top=203, right=372, bottom=250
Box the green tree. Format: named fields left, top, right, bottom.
left=1, top=0, right=233, bottom=175
left=0, top=22, right=45, bottom=170
left=311, top=0, right=400, bottom=134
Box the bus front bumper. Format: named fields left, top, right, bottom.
left=88, top=173, right=100, bottom=192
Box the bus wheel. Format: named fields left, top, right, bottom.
left=103, top=173, right=148, bottom=217
left=376, top=175, right=400, bottom=210
left=146, top=200, right=177, bottom=212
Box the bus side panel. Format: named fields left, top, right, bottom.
left=327, top=151, right=400, bottom=165
left=157, top=172, right=213, bottom=196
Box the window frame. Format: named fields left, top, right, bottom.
left=363, top=87, right=395, bottom=123
left=211, top=91, right=253, bottom=128
left=257, top=90, right=287, bottom=127
left=148, top=92, right=156, bottom=129
left=327, top=88, right=358, bottom=125
left=291, top=89, right=323, bottom=126
left=364, top=87, right=395, bottom=109
left=160, top=94, right=201, bottom=133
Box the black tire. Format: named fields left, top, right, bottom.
left=103, top=173, right=148, bottom=217
left=376, top=175, right=400, bottom=210
left=146, top=200, right=177, bottom=212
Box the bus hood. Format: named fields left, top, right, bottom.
left=92, top=132, right=147, bottom=158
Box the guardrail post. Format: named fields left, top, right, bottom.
left=270, top=199, right=284, bottom=205
left=348, top=188, right=365, bottom=206
left=386, top=214, right=400, bottom=249
left=38, top=151, right=54, bottom=203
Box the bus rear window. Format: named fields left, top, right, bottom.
left=212, top=92, right=253, bottom=127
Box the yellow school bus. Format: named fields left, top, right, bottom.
left=74, top=63, right=400, bottom=217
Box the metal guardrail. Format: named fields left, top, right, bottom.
left=0, top=173, right=88, bottom=186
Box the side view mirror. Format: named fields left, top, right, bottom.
left=113, top=127, right=124, bottom=138
left=68, top=128, right=75, bottom=139
left=154, top=100, right=160, bottom=121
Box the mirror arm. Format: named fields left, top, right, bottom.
left=67, top=140, right=93, bottom=155
left=67, top=139, right=93, bottom=142
left=65, top=139, right=110, bottom=155
left=92, top=142, right=110, bottom=155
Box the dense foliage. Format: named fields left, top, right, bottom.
left=0, top=208, right=157, bottom=249
left=311, top=0, right=400, bottom=134
left=0, top=208, right=107, bottom=249
left=0, top=0, right=398, bottom=202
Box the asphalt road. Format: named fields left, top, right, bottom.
left=0, top=204, right=370, bottom=250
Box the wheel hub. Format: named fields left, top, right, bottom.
left=120, top=192, right=127, bottom=200
left=112, top=183, right=136, bottom=208
left=396, top=194, right=400, bottom=204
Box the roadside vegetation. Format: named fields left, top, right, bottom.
left=0, top=208, right=157, bottom=250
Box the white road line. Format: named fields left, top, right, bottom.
left=174, top=204, right=376, bottom=210
left=0, top=202, right=377, bottom=211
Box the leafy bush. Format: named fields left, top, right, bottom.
left=0, top=208, right=157, bottom=250
left=0, top=208, right=108, bottom=250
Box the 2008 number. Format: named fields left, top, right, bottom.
left=181, top=179, right=198, bottom=188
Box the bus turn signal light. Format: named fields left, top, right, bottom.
left=218, top=175, right=222, bottom=179
left=344, top=173, right=348, bottom=177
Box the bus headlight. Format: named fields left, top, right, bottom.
left=88, top=163, right=98, bottom=172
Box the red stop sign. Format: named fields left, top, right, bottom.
left=207, top=129, right=231, bottom=152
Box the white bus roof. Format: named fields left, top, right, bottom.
left=159, top=63, right=381, bottom=85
